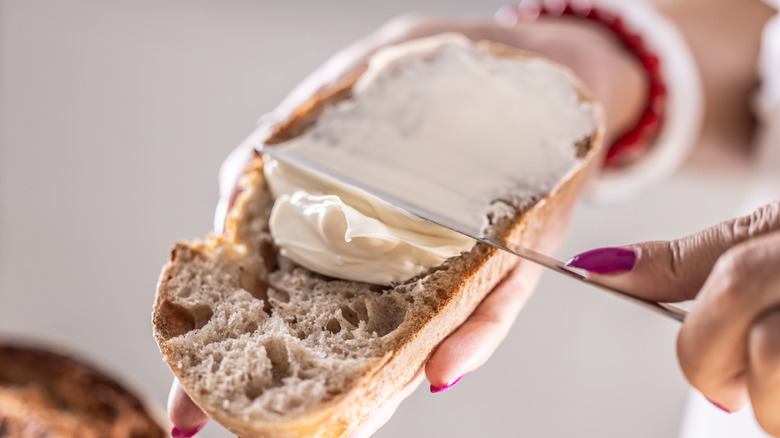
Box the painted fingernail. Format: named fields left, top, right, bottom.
left=171, top=423, right=206, bottom=438
left=565, top=247, right=637, bottom=274
left=430, top=375, right=465, bottom=394
left=707, top=398, right=732, bottom=414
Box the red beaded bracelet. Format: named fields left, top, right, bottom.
left=498, top=1, right=667, bottom=169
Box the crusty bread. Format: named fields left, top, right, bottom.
left=0, top=343, right=166, bottom=438
left=153, top=39, right=603, bottom=438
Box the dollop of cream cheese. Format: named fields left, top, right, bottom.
left=265, top=33, right=599, bottom=285
left=265, top=157, right=475, bottom=285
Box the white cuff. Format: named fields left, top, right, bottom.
left=586, top=0, right=704, bottom=204
left=756, top=14, right=780, bottom=117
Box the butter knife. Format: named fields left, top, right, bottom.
left=259, top=145, right=687, bottom=322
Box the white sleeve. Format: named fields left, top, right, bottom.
left=751, top=12, right=780, bottom=205
left=756, top=10, right=780, bottom=171
left=586, top=0, right=704, bottom=204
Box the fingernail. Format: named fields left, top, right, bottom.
left=565, top=247, right=637, bottom=274
left=171, top=423, right=206, bottom=438
left=430, top=375, right=465, bottom=394
left=707, top=398, right=732, bottom=414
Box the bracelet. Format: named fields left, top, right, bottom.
left=497, top=1, right=667, bottom=169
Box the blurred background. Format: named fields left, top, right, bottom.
left=0, top=0, right=754, bottom=437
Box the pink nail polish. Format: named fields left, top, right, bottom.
left=565, top=247, right=637, bottom=274
left=430, top=375, right=465, bottom=393
left=171, top=423, right=206, bottom=438
left=707, top=399, right=732, bottom=414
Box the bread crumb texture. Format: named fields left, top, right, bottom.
left=155, top=164, right=495, bottom=425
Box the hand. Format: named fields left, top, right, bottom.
left=566, top=201, right=780, bottom=436
left=167, top=13, right=644, bottom=436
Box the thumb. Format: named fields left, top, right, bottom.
left=566, top=201, right=780, bottom=303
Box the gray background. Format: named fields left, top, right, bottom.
left=0, top=1, right=750, bottom=437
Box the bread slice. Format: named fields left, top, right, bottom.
left=153, top=38, right=603, bottom=438
left=0, top=343, right=166, bottom=438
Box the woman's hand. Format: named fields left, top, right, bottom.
left=567, top=201, right=780, bottom=436
left=167, top=14, right=647, bottom=437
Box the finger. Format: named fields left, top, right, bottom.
left=214, top=132, right=261, bottom=234
left=748, top=309, right=780, bottom=436
left=425, top=260, right=544, bottom=390
left=345, top=368, right=425, bottom=438
left=677, top=231, right=780, bottom=412
left=567, top=200, right=780, bottom=303
left=168, top=379, right=209, bottom=435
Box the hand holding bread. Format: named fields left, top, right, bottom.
left=157, top=14, right=642, bottom=437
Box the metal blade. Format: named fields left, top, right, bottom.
left=260, top=145, right=687, bottom=322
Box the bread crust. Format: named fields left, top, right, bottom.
left=153, top=40, right=603, bottom=437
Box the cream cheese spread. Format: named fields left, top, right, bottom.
left=265, top=158, right=474, bottom=285
left=264, top=33, right=600, bottom=285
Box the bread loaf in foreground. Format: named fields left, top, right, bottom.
left=153, top=36, right=603, bottom=438
left=0, top=343, right=166, bottom=438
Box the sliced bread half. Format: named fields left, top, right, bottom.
left=153, top=37, right=603, bottom=438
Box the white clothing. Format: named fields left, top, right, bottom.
left=587, top=0, right=703, bottom=204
